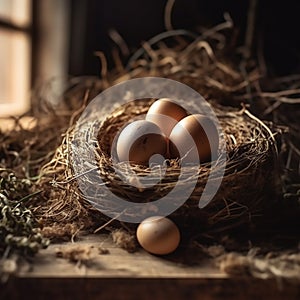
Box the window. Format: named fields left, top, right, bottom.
left=0, top=0, right=31, bottom=117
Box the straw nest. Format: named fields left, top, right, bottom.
left=37, top=97, right=279, bottom=237
left=33, top=18, right=288, bottom=238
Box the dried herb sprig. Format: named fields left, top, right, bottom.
left=0, top=170, right=49, bottom=257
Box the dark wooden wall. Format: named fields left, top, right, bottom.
left=68, top=0, right=300, bottom=76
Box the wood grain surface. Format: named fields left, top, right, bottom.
left=1, top=234, right=300, bottom=300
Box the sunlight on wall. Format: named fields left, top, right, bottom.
left=0, top=0, right=31, bottom=116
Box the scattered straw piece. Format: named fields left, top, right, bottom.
left=218, top=252, right=300, bottom=281
left=41, top=223, right=82, bottom=241
left=0, top=255, right=18, bottom=282
left=98, top=247, right=110, bottom=255
left=111, top=229, right=137, bottom=253
left=203, top=244, right=226, bottom=258
left=55, top=245, right=95, bottom=263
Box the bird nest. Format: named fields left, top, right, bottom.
left=37, top=96, right=280, bottom=237
left=32, top=20, right=288, bottom=238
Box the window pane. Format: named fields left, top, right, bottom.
left=0, top=0, right=31, bottom=27
left=0, top=28, right=31, bottom=116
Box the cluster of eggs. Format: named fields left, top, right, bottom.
left=116, top=98, right=219, bottom=167
left=115, top=98, right=220, bottom=255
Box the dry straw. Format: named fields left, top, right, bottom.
left=0, top=1, right=299, bottom=283
left=33, top=17, right=284, bottom=239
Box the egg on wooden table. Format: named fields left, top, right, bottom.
left=145, top=98, right=188, bottom=137
left=169, top=114, right=219, bottom=164
left=136, top=216, right=180, bottom=255
left=116, top=120, right=167, bottom=166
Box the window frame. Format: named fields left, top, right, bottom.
left=0, top=0, right=32, bottom=117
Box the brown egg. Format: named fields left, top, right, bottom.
left=136, top=216, right=180, bottom=255
left=116, top=120, right=167, bottom=166
left=169, top=114, right=219, bottom=164
left=145, top=98, right=188, bottom=137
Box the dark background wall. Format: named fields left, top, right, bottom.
left=68, top=0, right=300, bottom=77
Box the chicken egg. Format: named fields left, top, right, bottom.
left=169, top=114, right=219, bottom=164
left=145, top=98, right=188, bottom=137
left=116, top=120, right=167, bottom=166
left=136, top=216, right=180, bottom=255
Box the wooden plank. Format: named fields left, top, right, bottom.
left=1, top=234, right=300, bottom=300
left=17, top=234, right=226, bottom=278
left=2, top=277, right=300, bottom=300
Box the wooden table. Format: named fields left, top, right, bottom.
left=1, top=234, right=299, bottom=300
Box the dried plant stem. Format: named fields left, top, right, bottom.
left=243, top=0, right=258, bottom=59
left=164, top=0, right=175, bottom=31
